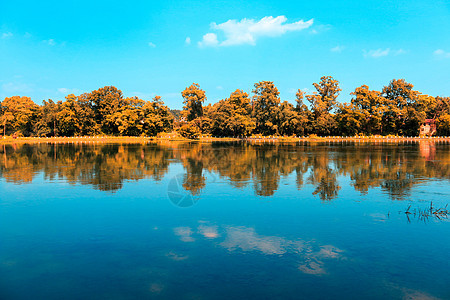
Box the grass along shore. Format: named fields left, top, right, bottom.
left=1, top=134, right=450, bottom=144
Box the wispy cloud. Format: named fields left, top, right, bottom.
left=1, top=32, right=13, bottom=39
left=58, top=88, right=80, bottom=95
left=330, top=45, right=345, bottom=53
left=148, top=42, right=156, bottom=48
left=364, top=48, right=406, bottom=58
left=2, top=82, right=34, bottom=94
left=434, top=49, right=450, bottom=58
left=365, top=48, right=390, bottom=58
left=185, top=37, right=191, bottom=45
left=199, top=15, right=313, bottom=47
left=394, top=49, right=406, bottom=55
left=43, top=39, right=56, bottom=46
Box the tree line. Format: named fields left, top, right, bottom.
left=1, top=77, right=450, bottom=138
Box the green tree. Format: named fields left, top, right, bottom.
left=252, top=81, right=280, bottom=135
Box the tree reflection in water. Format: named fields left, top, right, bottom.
left=0, top=141, right=449, bottom=200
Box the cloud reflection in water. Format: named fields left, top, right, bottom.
left=174, top=223, right=344, bottom=275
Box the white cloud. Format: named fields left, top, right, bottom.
left=43, top=39, right=56, bottom=46
left=365, top=48, right=390, bottom=58
left=174, top=227, right=195, bottom=242
left=148, top=42, right=156, bottom=48
left=200, top=15, right=313, bottom=47
left=330, top=45, right=344, bottom=53
left=58, top=88, right=80, bottom=95
left=185, top=37, right=191, bottom=45
left=434, top=49, right=450, bottom=58
left=2, top=82, right=34, bottom=94
left=1, top=32, right=13, bottom=39
left=24, top=32, right=32, bottom=38
left=198, top=33, right=219, bottom=47
left=364, top=48, right=407, bottom=58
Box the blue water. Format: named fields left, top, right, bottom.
left=0, top=141, right=449, bottom=299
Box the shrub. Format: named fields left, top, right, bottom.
left=178, top=122, right=201, bottom=139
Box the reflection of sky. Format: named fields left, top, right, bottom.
left=175, top=223, right=344, bottom=276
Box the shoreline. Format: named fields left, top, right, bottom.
left=2, top=135, right=450, bottom=144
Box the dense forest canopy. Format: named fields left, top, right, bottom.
left=1, top=77, right=449, bottom=137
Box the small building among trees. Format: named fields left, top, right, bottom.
left=419, top=119, right=436, bottom=137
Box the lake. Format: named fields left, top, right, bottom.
left=0, top=141, right=449, bottom=299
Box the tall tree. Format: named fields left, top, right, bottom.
left=306, top=76, right=341, bottom=135
left=210, top=89, right=255, bottom=137
left=1, top=96, right=38, bottom=136
left=335, top=103, right=365, bottom=136
left=57, top=94, right=83, bottom=136
left=142, top=96, right=174, bottom=136
left=381, top=79, right=421, bottom=135
left=88, top=86, right=125, bottom=134
left=77, top=93, right=99, bottom=135
left=252, top=81, right=280, bottom=135
left=181, top=83, right=206, bottom=122
left=294, top=89, right=310, bottom=135
left=278, top=101, right=301, bottom=136
left=35, top=99, right=60, bottom=137
left=112, top=97, right=145, bottom=136
left=349, top=85, right=387, bottom=135
left=0, top=102, right=14, bottom=137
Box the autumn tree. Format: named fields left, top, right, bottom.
left=294, top=89, right=310, bottom=135
left=77, top=93, right=99, bottom=135
left=182, top=83, right=206, bottom=122
left=381, top=79, right=422, bottom=135
left=278, top=101, right=300, bottom=136
left=142, top=96, right=174, bottom=136
left=88, top=86, right=125, bottom=134
left=348, top=85, right=387, bottom=135
left=35, top=99, right=60, bottom=137
left=335, top=103, right=365, bottom=136
left=0, top=101, right=14, bottom=137
left=56, top=94, right=83, bottom=136
left=435, top=96, right=450, bottom=135
left=252, top=81, right=280, bottom=135
left=306, top=76, right=341, bottom=136
left=1, top=96, right=38, bottom=136
left=112, top=97, right=145, bottom=136
left=210, top=89, right=255, bottom=137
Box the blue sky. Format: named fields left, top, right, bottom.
left=1, top=0, right=449, bottom=109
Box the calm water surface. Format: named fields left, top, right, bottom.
left=0, top=141, right=449, bottom=299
